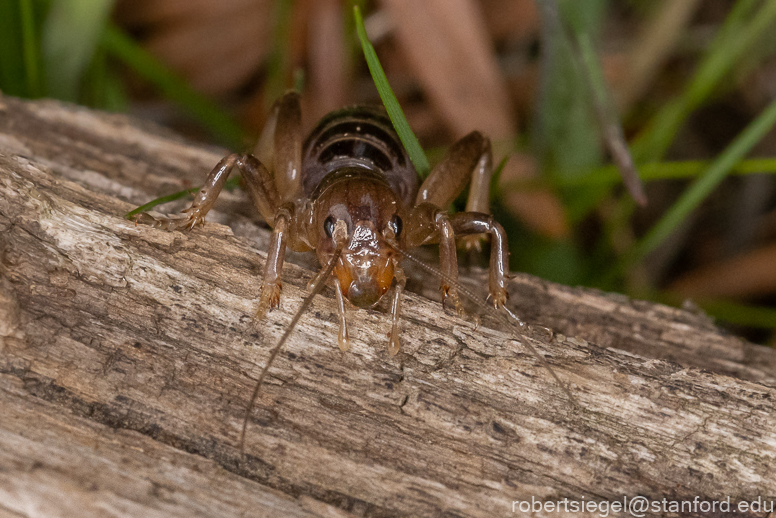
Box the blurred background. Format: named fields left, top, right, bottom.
left=2, top=0, right=776, bottom=344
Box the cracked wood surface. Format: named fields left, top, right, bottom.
left=1, top=95, right=775, bottom=518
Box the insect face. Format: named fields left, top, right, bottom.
left=335, top=221, right=395, bottom=307
left=312, top=167, right=404, bottom=308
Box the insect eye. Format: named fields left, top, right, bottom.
left=387, top=215, right=402, bottom=238
left=324, top=215, right=336, bottom=238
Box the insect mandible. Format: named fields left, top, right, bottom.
left=134, top=92, right=570, bottom=452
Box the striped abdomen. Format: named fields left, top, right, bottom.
left=301, top=106, right=419, bottom=207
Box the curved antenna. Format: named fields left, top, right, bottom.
left=390, top=243, right=579, bottom=409
left=240, top=245, right=344, bottom=455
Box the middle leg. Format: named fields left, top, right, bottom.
left=134, top=153, right=280, bottom=230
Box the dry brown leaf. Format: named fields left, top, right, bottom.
left=305, top=0, right=348, bottom=123
left=479, top=0, right=539, bottom=42
left=379, top=0, right=515, bottom=140
left=669, top=243, right=776, bottom=299
left=118, top=0, right=273, bottom=96
left=377, top=0, right=568, bottom=236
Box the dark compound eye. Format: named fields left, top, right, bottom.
left=387, top=215, right=402, bottom=238
left=324, top=215, right=336, bottom=238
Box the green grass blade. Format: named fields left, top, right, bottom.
left=353, top=5, right=430, bottom=176
left=541, top=0, right=644, bottom=204
left=19, top=0, right=41, bottom=98
left=125, top=188, right=200, bottom=220
left=0, top=1, right=27, bottom=96
left=102, top=24, right=244, bottom=149
left=632, top=0, right=776, bottom=163
left=506, top=157, right=776, bottom=190
left=533, top=0, right=604, bottom=177
left=42, top=0, right=115, bottom=102
left=629, top=93, right=776, bottom=264
left=125, top=178, right=242, bottom=219
left=570, top=0, right=776, bottom=223
left=576, top=31, right=645, bottom=205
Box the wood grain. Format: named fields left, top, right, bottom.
left=1, top=95, right=775, bottom=518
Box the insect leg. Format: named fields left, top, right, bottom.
left=255, top=205, right=292, bottom=318
left=448, top=212, right=509, bottom=308
left=463, top=136, right=493, bottom=215
left=269, top=91, right=303, bottom=202
left=462, top=137, right=493, bottom=252
left=413, top=132, right=496, bottom=253
left=238, top=154, right=281, bottom=225
left=435, top=212, right=466, bottom=314
left=415, top=131, right=489, bottom=209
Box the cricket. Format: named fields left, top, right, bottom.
left=133, top=91, right=578, bottom=452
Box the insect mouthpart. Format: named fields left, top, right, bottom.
left=335, top=221, right=395, bottom=308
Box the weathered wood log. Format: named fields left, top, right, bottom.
left=1, top=94, right=775, bottom=518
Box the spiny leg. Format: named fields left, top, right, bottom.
left=255, top=92, right=309, bottom=317
left=415, top=131, right=490, bottom=209
left=462, top=137, right=493, bottom=252
left=134, top=153, right=242, bottom=230
left=405, top=203, right=508, bottom=314
left=253, top=99, right=279, bottom=167
left=435, top=212, right=466, bottom=315
left=137, top=94, right=306, bottom=319
left=256, top=206, right=293, bottom=318
left=413, top=131, right=494, bottom=253
left=132, top=149, right=291, bottom=317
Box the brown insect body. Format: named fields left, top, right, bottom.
left=136, top=92, right=526, bottom=451
left=301, top=105, right=416, bottom=313
left=137, top=92, right=509, bottom=354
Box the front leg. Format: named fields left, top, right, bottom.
left=255, top=205, right=292, bottom=319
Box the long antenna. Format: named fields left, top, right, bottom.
left=240, top=245, right=343, bottom=454
left=392, top=244, right=579, bottom=408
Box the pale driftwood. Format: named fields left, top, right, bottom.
left=1, top=94, right=775, bottom=518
